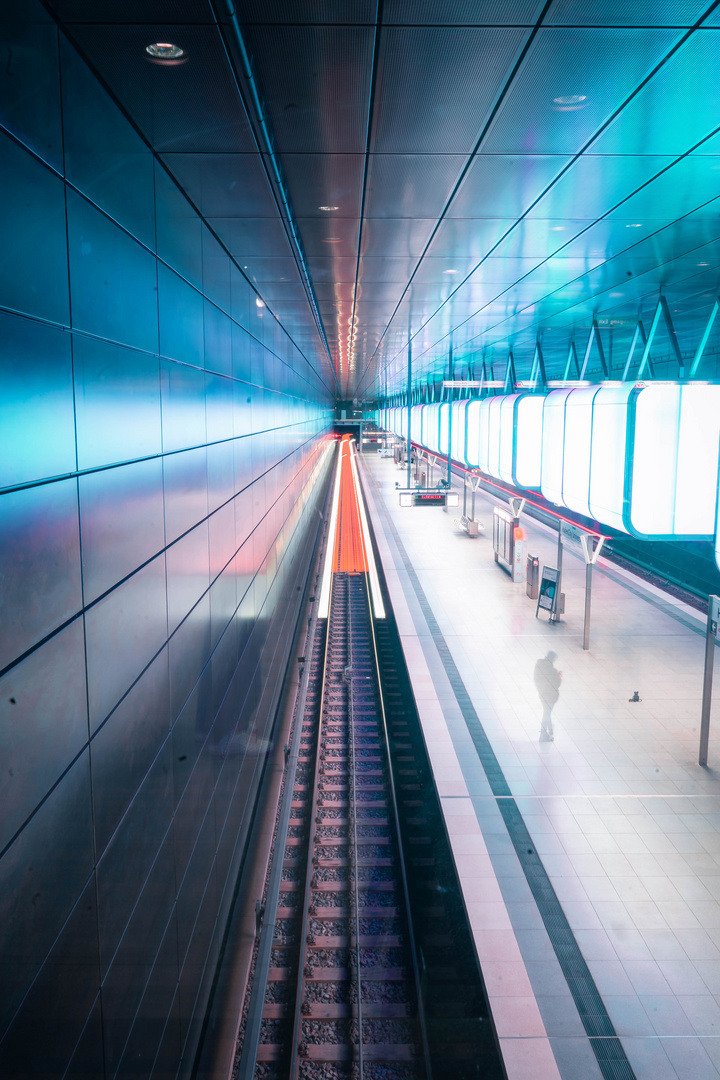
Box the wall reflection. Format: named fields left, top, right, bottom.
left=0, top=6, right=332, bottom=1077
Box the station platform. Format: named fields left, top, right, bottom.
left=360, top=451, right=720, bottom=1080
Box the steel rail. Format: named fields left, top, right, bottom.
left=346, top=594, right=365, bottom=1078
left=361, top=572, right=434, bottom=1080
left=288, top=572, right=336, bottom=1080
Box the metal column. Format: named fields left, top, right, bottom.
left=406, top=337, right=412, bottom=491
left=699, top=596, right=720, bottom=767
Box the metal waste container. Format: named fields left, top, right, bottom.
left=526, top=554, right=539, bottom=599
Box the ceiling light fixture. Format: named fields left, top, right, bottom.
left=319, top=206, right=339, bottom=211
left=255, top=298, right=265, bottom=308
left=698, top=262, right=709, bottom=267
left=550, top=226, right=565, bottom=231
left=443, top=268, right=458, bottom=274
left=552, top=94, right=588, bottom=111
left=146, top=42, right=185, bottom=60
left=626, top=223, right=642, bottom=228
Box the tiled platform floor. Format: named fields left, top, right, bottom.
left=361, top=451, right=720, bottom=1080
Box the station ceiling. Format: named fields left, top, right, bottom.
left=48, top=0, right=720, bottom=401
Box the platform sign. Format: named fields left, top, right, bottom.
left=399, top=490, right=459, bottom=507
left=536, top=566, right=559, bottom=616
left=712, top=596, right=720, bottom=638
left=560, top=521, right=584, bottom=553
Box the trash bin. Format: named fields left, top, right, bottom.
left=526, top=554, right=539, bottom=599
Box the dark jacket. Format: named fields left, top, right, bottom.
left=534, top=657, right=561, bottom=705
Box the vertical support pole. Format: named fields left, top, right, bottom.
left=471, top=485, right=476, bottom=522
left=447, top=342, right=453, bottom=489
left=583, top=562, right=592, bottom=651
left=637, top=299, right=662, bottom=379
left=406, top=337, right=412, bottom=490
left=699, top=596, right=719, bottom=767
left=463, top=477, right=467, bottom=517
left=551, top=525, right=563, bottom=623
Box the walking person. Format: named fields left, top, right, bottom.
left=534, top=650, right=561, bottom=742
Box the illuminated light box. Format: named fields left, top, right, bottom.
left=496, top=395, right=517, bottom=484
left=439, top=402, right=450, bottom=456
left=562, top=387, right=600, bottom=519
left=486, top=397, right=503, bottom=479
left=451, top=400, right=470, bottom=463
left=482, top=393, right=545, bottom=489
left=628, top=383, right=720, bottom=539
left=515, top=394, right=544, bottom=488
left=476, top=398, right=492, bottom=473
left=411, top=403, right=424, bottom=444
left=421, top=403, right=437, bottom=451
left=540, top=389, right=572, bottom=506
left=588, top=383, right=635, bottom=532
left=466, top=400, right=482, bottom=468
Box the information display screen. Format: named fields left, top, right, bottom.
left=398, top=491, right=459, bottom=507
left=537, top=566, right=559, bottom=612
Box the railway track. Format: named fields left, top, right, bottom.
left=236, top=437, right=504, bottom=1080
left=251, top=570, right=430, bottom=1079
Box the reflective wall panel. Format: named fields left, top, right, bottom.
left=0, top=9, right=333, bottom=1079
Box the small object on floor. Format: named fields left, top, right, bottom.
left=629, top=690, right=641, bottom=702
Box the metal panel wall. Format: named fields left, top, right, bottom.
left=0, top=9, right=332, bottom=1079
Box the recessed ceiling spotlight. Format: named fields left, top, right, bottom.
left=443, top=268, right=458, bottom=274
left=698, top=261, right=709, bottom=266
left=255, top=297, right=265, bottom=308
left=626, top=223, right=642, bottom=228
left=552, top=94, right=588, bottom=111
left=550, top=226, right=565, bottom=231
left=319, top=206, right=339, bottom=211
left=146, top=42, right=185, bottom=60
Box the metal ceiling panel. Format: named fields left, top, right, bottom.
left=205, top=217, right=293, bottom=258
left=49, top=2, right=720, bottom=397
left=447, top=154, right=571, bottom=219
left=355, top=282, right=406, bottom=301
left=159, top=154, right=277, bottom=218
left=589, top=31, right=720, bottom=155
left=293, top=217, right=360, bottom=256
left=364, top=154, right=466, bottom=218
left=305, top=257, right=358, bottom=282
left=483, top=28, right=682, bottom=155
left=424, top=218, right=518, bottom=258
left=254, top=282, right=310, bottom=306
left=525, top=155, right=676, bottom=220
left=605, top=158, right=720, bottom=221
left=242, top=27, right=374, bottom=152
left=313, top=282, right=357, bottom=301
left=383, top=0, right=546, bottom=24
left=546, top=0, right=711, bottom=24
left=231, top=257, right=301, bottom=282
left=65, top=24, right=257, bottom=153
left=372, top=28, right=528, bottom=154
left=237, top=1, right=375, bottom=23
left=279, top=154, right=365, bottom=218
left=46, top=0, right=214, bottom=20
left=359, top=218, right=436, bottom=258
left=412, top=258, right=484, bottom=283
left=357, top=257, right=419, bottom=281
